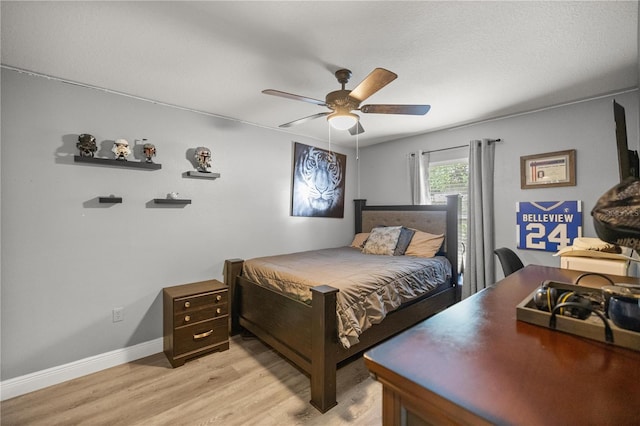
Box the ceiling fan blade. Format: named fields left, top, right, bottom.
left=348, top=121, right=365, bottom=135
left=360, top=104, right=431, bottom=115
left=348, top=68, right=398, bottom=102
left=279, top=112, right=330, bottom=128
left=262, top=89, right=326, bottom=106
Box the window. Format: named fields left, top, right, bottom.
left=425, top=147, right=469, bottom=275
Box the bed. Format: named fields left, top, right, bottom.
left=223, top=195, right=460, bottom=412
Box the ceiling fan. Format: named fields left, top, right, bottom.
left=262, top=68, right=430, bottom=135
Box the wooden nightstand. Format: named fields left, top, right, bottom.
left=163, top=279, right=229, bottom=367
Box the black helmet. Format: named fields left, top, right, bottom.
left=592, top=178, right=640, bottom=250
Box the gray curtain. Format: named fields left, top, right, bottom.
left=409, top=150, right=431, bottom=205
left=463, top=139, right=496, bottom=299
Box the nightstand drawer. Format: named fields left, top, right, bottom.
left=174, top=291, right=227, bottom=313
left=174, top=303, right=228, bottom=327
left=174, top=317, right=228, bottom=356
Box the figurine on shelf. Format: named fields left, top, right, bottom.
left=194, top=146, right=212, bottom=172
left=77, top=134, right=97, bottom=157
left=143, top=143, right=156, bottom=163
left=112, top=139, right=131, bottom=161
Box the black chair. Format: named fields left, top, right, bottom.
left=494, top=247, right=525, bottom=277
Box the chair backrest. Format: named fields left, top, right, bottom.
left=494, top=247, right=525, bottom=276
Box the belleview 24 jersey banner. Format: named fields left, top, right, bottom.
left=516, top=201, right=582, bottom=252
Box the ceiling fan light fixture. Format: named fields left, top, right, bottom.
left=327, top=111, right=359, bottom=130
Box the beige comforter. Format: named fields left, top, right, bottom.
left=242, top=246, right=452, bottom=348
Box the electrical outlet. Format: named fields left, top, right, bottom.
left=112, top=307, right=124, bottom=322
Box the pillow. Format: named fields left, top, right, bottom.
left=350, top=233, right=369, bottom=248
left=362, top=226, right=403, bottom=255
left=394, top=227, right=416, bottom=256
left=405, top=231, right=445, bottom=258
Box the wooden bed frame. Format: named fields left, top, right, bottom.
left=223, top=195, right=460, bottom=413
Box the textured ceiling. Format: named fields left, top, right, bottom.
left=1, top=1, right=638, bottom=146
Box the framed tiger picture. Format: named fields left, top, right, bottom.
left=291, top=142, right=346, bottom=218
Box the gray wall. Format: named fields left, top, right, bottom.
left=359, top=90, right=640, bottom=279
left=0, top=69, right=356, bottom=380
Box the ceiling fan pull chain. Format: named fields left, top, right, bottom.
left=356, top=130, right=360, bottom=199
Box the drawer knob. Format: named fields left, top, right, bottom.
left=216, top=295, right=222, bottom=302
left=216, top=308, right=222, bottom=315
left=184, top=301, right=191, bottom=308
left=184, top=315, right=191, bottom=322
left=193, top=329, right=213, bottom=340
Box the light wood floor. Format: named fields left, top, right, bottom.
left=1, top=335, right=382, bottom=425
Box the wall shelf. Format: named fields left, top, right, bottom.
left=74, top=155, right=162, bottom=170
left=99, top=196, right=123, bottom=204
left=184, top=171, right=220, bottom=180
left=153, top=198, right=192, bottom=205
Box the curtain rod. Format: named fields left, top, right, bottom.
left=413, top=139, right=503, bottom=156
left=421, top=144, right=468, bottom=155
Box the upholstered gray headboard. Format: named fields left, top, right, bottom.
left=360, top=210, right=447, bottom=235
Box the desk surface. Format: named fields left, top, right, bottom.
left=364, top=265, right=640, bottom=425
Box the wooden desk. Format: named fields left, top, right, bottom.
left=364, top=265, right=640, bottom=425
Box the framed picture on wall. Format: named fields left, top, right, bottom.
left=520, top=149, right=576, bottom=189
left=291, top=142, right=346, bottom=218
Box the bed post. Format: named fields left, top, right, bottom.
left=223, top=258, right=244, bottom=335
left=446, top=195, right=460, bottom=301
left=354, top=199, right=367, bottom=233
left=309, top=285, right=339, bottom=413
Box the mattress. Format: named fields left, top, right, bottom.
left=242, top=246, right=452, bottom=348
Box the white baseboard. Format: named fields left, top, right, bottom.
left=0, top=338, right=163, bottom=401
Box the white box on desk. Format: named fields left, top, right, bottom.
left=560, top=256, right=629, bottom=276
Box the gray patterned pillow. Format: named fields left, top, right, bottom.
left=362, top=226, right=403, bottom=255
left=394, top=227, right=416, bottom=256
